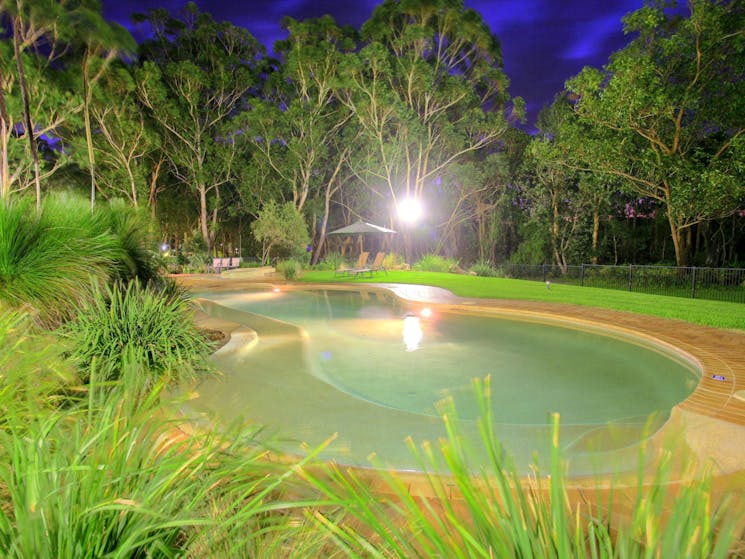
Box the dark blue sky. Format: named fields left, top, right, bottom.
left=102, top=0, right=646, bottom=128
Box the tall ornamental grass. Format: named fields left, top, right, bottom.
left=0, top=195, right=120, bottom=324
left=101, top=198, right=161, bottom=285
left=301, top=378, right=743, bottom=558
left=0, top=365, right=337, bottom=558
left=412, top=253, right=460, bottom=273
left=0, top=194, right=162, bottom=325
left=0, top=309, right=79, bottom=428
left=61, top=280, right=214, bottom=385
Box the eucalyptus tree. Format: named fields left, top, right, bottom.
left=135, top=3, right=264, bottom=251
left=69, top=3, right=136, bottom=208
left=0, top=0, right=78, bottom=206
left=565, top=0, right=745, bottom=266
left=241, top=16, right=361, bottom=264
left=84, top=63, right=160, bottom=207
left=341, top=0, right=518, bottom=255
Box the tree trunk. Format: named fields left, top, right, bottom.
left=313, top=193, right=332, bottom=266
left=13, top=16, right=41, bottom=210
left=148, top=155, right=164, bottom=218
left=0, top=82, right=9, bottom=197
left=82, top=53, right=98, bottom=210
left=199, top=183, right=209, bottom=249
left=592, top=210, right=600, bottom=265
left=666, top=207, right=688, bottom=267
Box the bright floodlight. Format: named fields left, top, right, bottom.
left=398, top=198, right=422, bottom=223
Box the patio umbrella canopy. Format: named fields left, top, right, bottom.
left=327, top=220, right=397, bottom=235
left=327, top=220, right=397, bottom=255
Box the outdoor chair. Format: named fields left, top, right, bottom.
left=335, top=251, right=371, bottom=277
left=370, top=251, right=387, bottom=274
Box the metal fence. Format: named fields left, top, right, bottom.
left=499, top=264, right=745, bottom=305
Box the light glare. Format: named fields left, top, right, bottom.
left=398, top=198, right=422, bottom=223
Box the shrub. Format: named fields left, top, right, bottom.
left=383, top=252, right=407, bottom=270
left=99, top=199, right=161, bottom=285
left=276, top=258, right=303, bottom=280
left=0, top=194, right=122, bottom=324
left=61, top=280, right=213, bottom=385
left=412, top=253, right=460, bottom=273
left=470, top=260, right=498, bottom=277
left=314, top=251, right=346, bottom=271
left=0, top=368, right=332, bottom=558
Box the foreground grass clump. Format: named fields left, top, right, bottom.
left=302, top=378, right=744, bottom=558
left=0, top=195, right=120, bottom=324
left=0, top=313, right=336, bottom=557
left=0, top=194, right=161, bottom=325
left=61, top=280, right=214, bottom=385
left=299, top=270, right=745, bottom=330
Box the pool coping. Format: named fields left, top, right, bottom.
left=177, top=275, right=745, bottom=490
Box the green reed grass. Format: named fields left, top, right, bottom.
left=300, top=377, right=742, bottom=558
left=0, top=195, right=121, bottom=324
left=0, top=362, right=338, bottom=558
left=61, top=280, right=214, bottom=385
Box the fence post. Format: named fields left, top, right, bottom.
left=691, top=266, right=697, bottom=299
left=580, top=263, right=585, bottom=287
left=542, top=263, right=546, bottom=283
left=628, top=265, right=633, bottom=292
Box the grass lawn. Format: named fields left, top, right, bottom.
left=299, top=270, right=745, bottom=331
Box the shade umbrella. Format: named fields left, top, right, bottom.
left=327, top=220, right=397, bottom=235
left=327, top=220, right=397, bottom=254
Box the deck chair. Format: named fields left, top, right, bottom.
left=370, top=251, right=386, bottom=274
left=334, top=251, right=370, bottom=276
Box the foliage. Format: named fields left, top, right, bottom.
left=563, top=0, right=745, bottom=266
left=276, top=258, right=303, bottom=281
left=298, top=270, right=745, bottom=330
left=134, top=3, right=265, bottom=250
left=0, top=309, right=78, bottom=427
left=412, top=253, right=460, bottom=273
left=382, top=252, right=406, bottom=270
left=0, top=366, right=333, bottom=558
left=313, top=251, right=346, bottom=271
left=99, top=198, right=161, bottom=285
left=61, top=280, right=213, bottom=386
left=251, top=200, right=310, bottom=265
left=0, top=194, right=122, bottom=324
left=302, top=378, right=740, bottom=558
left=470, top=260, right=499, bottom=277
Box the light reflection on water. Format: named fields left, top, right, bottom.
left=402, top=314, right=423, bottom=351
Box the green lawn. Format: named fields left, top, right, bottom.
left=299, top=270, right=745, bottom=331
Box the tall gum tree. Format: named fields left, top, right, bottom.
left=342, top=0, right=520, bottom=257
left=135, top=4, right=264, bottom=251
left=238, top=16, right=360, bottom=263
left=565, top=0, right=745, bottom=266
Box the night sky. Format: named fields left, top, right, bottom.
left=102, top=0, right=646, bottom=128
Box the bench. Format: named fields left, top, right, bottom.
left=211, top=257, right=242, bottom=273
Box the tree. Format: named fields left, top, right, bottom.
left=251, top=200, right=310, bottom=264
left=85, top=64, right=160, bottom=207
left=71, top=3, right=136, bottom=208
left=341, top=0, right=519, bottom=259
left=0, top=10, right=79, bottom=202
left=135, top=3, right=264, bottom=251
left=240, top=16, right=360, bottom=264
left=565, top=0, right=745, bottom=266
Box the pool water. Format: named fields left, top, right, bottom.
left=187, top=288, right=700, bottom=474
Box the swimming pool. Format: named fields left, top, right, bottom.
left=186, top=286, right=700, bottom=474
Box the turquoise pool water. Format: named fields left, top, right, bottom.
left=187, top=287, right=700, bottom=474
